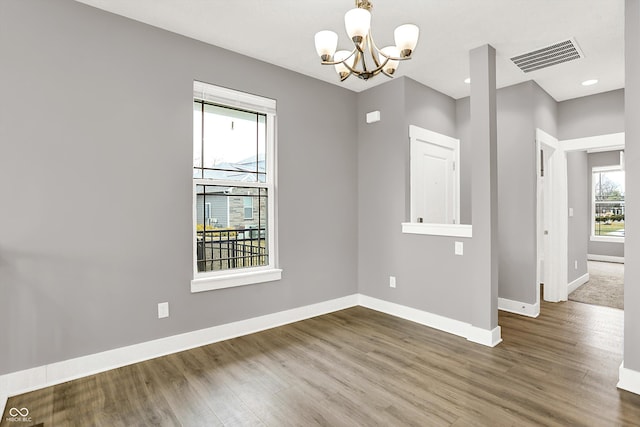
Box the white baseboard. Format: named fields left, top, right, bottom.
left=0, top=293, right=509, bottom=415
left=568, top=272, right=590, bottom=294
left=358, top=295, right=502, bottom=347
left=467, top=325, right=502, bottom=347
left=618, top=362, right=640, bottom=396
left=588, top=254, right=624, bottom=263
left=0, top=294, right=359, bottom=415
left=498, top=297, right=540, bottom=318
left=358, top=295, right=470, bottom=338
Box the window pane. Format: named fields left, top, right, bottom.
left=195, top=185, right=268, bottom=272
left=243, top=196, right=253, bottom=219
left=198, top=103, right=266, bottom=182
left=593, top=170, right=625, bottom=237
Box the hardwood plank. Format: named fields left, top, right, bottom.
left=3, top=300, right=640, bottom=427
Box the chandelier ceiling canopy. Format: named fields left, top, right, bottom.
left=314, top=0, right=419, bottom=81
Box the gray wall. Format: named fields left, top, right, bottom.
left=567, top=152, right=589, bottom=282
left=587, top=151, right=625, bottom=257
left=357, top=77, right=475, bottom=323
left=533, top=82, right=559, bottom=138
left=0, top=0, right=358, bottom=375
left=457, top=81, right=558, bottom=305
left=459, top=82, right=535, bottom=304
left=558, top=90, right=625, bottom=140
left=625, top=0, right=640, bottom=374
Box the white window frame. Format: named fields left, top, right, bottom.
left=402, top=125, right=469, bottom=237
left=591, top=165, right=624, bottom=243
left=191, top=81, right=281, bottom=293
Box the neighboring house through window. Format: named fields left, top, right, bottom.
left=592, top=165, right=625, bottom=241
left=192, top=81, right=281, bottom=292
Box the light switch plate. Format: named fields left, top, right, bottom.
left=158, top=302, right=169, bottom=319
left=455, top=241, right=464, bottom=256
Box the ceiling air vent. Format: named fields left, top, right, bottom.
left=510, top=39, right=583, bottom=73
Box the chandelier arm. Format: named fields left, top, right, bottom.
left=342, top=50, right=362, bottom=75
left=368, top=31, right=409, bottom=62
left=358, top=45, right=369, bottom=73
left=320, top=47, right=358, bottom=66
left=367, top=33, right=384, bottom=68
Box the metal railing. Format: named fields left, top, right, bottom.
left=594, top=201, right=625, bottom=236
left=196, top=227, right=268, bottom=272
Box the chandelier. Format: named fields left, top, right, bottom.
left=314, top=0, right=419, bottom=81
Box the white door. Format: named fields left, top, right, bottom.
left=410, top=125, right=460, bottom=224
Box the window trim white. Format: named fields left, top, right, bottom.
left=191, top=81, right=280, bottom=293
left=591, top=165, right=624, bottom=243
left=407, top=125, right=461, bottom=228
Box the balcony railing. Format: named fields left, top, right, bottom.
left=594, top=201, right=625, bottom=237
left=196, top=227, right=268, bottom=272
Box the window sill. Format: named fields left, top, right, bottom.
left=191, top=268, right=282, bottom=293
left=401, top=223, right=472, bottom=238
left=590, top=235, right=624, bottom=243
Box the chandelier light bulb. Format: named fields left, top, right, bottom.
left=344, top=8, right=371, bottom=44
left=314, top=30, right=338, bottom=61
left=394, top=24, right=419, bottom=57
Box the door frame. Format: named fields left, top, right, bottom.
left=536, top=129, right=568, bottom=302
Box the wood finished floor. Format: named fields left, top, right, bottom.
left=3, top=301, right=640, bottom=427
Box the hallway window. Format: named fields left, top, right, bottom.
left=191, top=81, right=281, bottom=292
left=592, top=166, right=624, bottom=240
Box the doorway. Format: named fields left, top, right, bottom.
left=536, top=130, right=625, bottom=305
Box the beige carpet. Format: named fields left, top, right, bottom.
left=569, top=261, right=624, bottom=310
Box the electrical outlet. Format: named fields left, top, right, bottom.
left=158, top=302, right=169, bottom=319
left=574, top=260, right=578, bottom=270
left=389, top=276, right=396, bottom=288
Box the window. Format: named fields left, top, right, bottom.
left=592, top=166, right=625, bottom=241
left=243, top=197, right=254, bottom=220
left=192, top=81, right=281, bottom=292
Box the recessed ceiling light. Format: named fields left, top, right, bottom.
left=464, top=78, right=471, bottom=84
left=582, top=79, right=598, bottom=86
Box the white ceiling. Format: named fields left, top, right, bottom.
left=74, top=0, right=624, bottom=101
